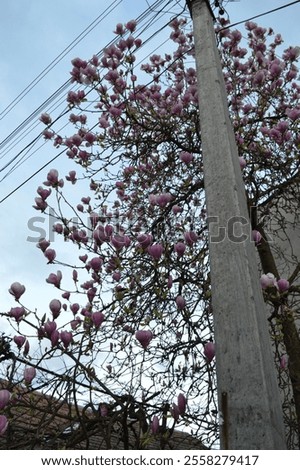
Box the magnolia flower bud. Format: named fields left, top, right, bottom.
left=204, top=342, right=215, bottom=363
left=51, top=330, right=60, bottom=347
left=174, top=242, right=186, bottom=257
left=9, top=307, right=25, bottom=322
left=260, top=273, right=276, bottom=289
left=89, top=257, right=103, bottom=272
left=49, top=299, right=61, bottom=318
left=239, top=157, right=246, bottom=169
left=280, top=354, right=288, bottom=369
left=14, top=335, right=26, bottom=349
left=184, top=231, right=198, bottom=246
left=0, top=415, right=8, bottom=435
left=277, top=279, right=290, bottom=293
left=46, top=270, right=62, bottom=288
left=60, top=331, right=73, bottom=349
left=252, top=230, right=262, bottom=245
left=150, top=415, right=159, bottom=434
left=44, top=248, right=56, bottom=263
left=180, top=151, right=193, bottom=164
left=147, top=243, right=163, bottom=260
left=24, top=367, right=36, bottom=384
left=9, top=282, right=26, bottom=300
left=0, top=390, right=11, bottom=410
left=176, top=295, right=186, bottom=310
left=135, top=330, right=153, bottom=349
left=37, top=238, right=50, bottom=252
left=92, top=312, right=105, bottom=328
left=177, top=393, right=187, bottom=416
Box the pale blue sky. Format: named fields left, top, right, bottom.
left=0, top=0, right=299, bottom=317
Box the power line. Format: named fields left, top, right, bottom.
left=0, top=19, right=193, bottom=205
left=222, top=0, right=300, bottom=29
left=0, top=0, right=184, bottom=201
left=0, top=0, right=172, bottom=160
left=2, top=0, right=298, bottom=202
left=0, top=0, right=122, bottom=122
left=0, top=149, right=65, bottom=204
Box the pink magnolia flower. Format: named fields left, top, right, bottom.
left=33, top=197, right=48, bottom=211
left=286, top=108, right=300, bottom=121
left=24, top=340, right=30, bottom=356
left=135, top=330, right=153, bottom=349
left=70, top=303, right=80, bottom=314
left=24, top=367, right=36, bottom=384
left=111, top=234, right=130, bottom=250
left=51, top=329, right=60, bottom=347
left=9, top=282, right=26, bottom=300
left=37, top=186, right=51, bottom=200
left=60, top=331, right=73, bottom=349
left=180, top=151, right=193, bottom=164
left=0, top=390, right=11, bottom=410
left=46, top=270, right=62, bottom=288
left=252, top=230, right=262, bottom=245
left=0, top=416, right=8, bottom=435
left=150, top=415, right=159, bottom=434
left=71, top=317, right=81, bottom=330
left=9, top=307, right=25, bottom=322
left=174, top=242, right=186, bottom=257
left=204, top=342, right=215, bottom=362
left=92, top=312, right=105, bottom=328
left=125, top=19, right=137, bottom=32
left=176, top=295, right=186, bottom=310
left=114, top=23, right=125, bottom=35
left=37, top=238, right=50, bottom=252
left=89, top=257, right=103, bottom=272
left=280, top=354, right=288, bottom=369
left=112, top=271, right=121, bottom=282
left=260, top=273, right=276, bottom=289
left=184, top=231, right=198, bottom=246
left=44, top=248, right=56, bottom=263
left=65, top=170, right=77, bottom=184
left=44, top=169, right=64, bottom=188
left=156, top=192, right=172, bottom=208
left=147, top=243, right=164, bottom=260
left=87, top=287, right=97, bottom=303
left=44, top=321, right=57, bottom=337
left=13, top=335, right=26, bottom=349
left=49, top=299, right=61, bottom=318
left=40, top=113, right=52, bottom=125
left=177, top=393, right=187, bottom=416
left=172, top=204, right=183, bottom=215
left=277, top=278, right=290, bottom=293
left=239, top=157, right=246, bottom=169
left=137, top=233, right=153, bottom=249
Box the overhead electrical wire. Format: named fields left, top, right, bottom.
left=0, top=0, right=184, bottom=197
left=220, top=0, right=300, bottom=30
left=1, top=0, right=298, bottom=203
left=0, top=0, right=122, bottom=122
left=0, top=0, right=174, bottom=160
left=0, top=41, right=192, bottom=205
left=0, top=0, right=184, bottom=183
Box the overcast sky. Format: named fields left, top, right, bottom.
left=0, top=0, right=299, bottom=320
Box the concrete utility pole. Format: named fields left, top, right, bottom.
left=187, top=0, right=286, bottom=449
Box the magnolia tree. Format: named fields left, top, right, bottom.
left=1, top=16, right=300, bottom=449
